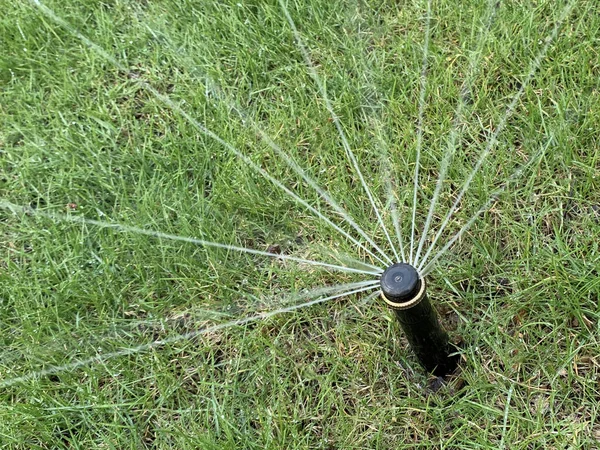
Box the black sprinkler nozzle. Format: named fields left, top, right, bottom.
left=380, top=263, right=458, bottom=376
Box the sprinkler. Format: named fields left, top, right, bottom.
left=380, top=263, right=458, bottom=376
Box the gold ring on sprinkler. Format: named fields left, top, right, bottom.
left=381, top=276, right=426, bottom=311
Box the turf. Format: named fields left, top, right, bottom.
left=1, top=0, right=599, bottom=448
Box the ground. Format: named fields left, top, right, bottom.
left=1, top=0, right=599, bottom=448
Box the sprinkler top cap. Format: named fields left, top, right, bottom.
left=380, top=263, right=421, bottom=304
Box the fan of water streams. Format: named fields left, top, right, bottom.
left=1, top=1, right=596, bottom=438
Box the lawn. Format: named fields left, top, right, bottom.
left=1, top=0, right=599, bottom=448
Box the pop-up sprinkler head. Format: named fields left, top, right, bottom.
left=380, top=263, right=458, bottom=376
left=380, top=263, right=423, bottom=308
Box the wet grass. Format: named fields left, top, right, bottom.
left=1, top=0, right=600, bottom=448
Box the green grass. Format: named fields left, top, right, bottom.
left=1, top=0, right=600, bottom=447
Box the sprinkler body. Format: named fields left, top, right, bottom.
left=380, top=263, right=458, bottom=376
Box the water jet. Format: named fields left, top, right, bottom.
left=380, top=263, right=458, bottom=376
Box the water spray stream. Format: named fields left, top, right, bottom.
left=144, top=88, right=390, bottom=268
left=385, top=175, right=407, bottom=263
left=230, top=103, right=394, bottom=266
left=409, top=0, right=432, bottom=263
left=0, top=280, right=380, bottom=372
left=0, top=200, right=382, bottom=276
left=143, top=22, right=393, bottom=266
left=372, top=121, right=406, bottom=263
left=278, top=0, right=397, bottom=264
left=415, top=0, right=575, bottom=271
left=412, top=0, right=500, bottom=268
left=419, top=137, right=552, bottom=276
left=0, top=283, right=379, bottom=388
left=28, top=0, right=391, bottom=269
